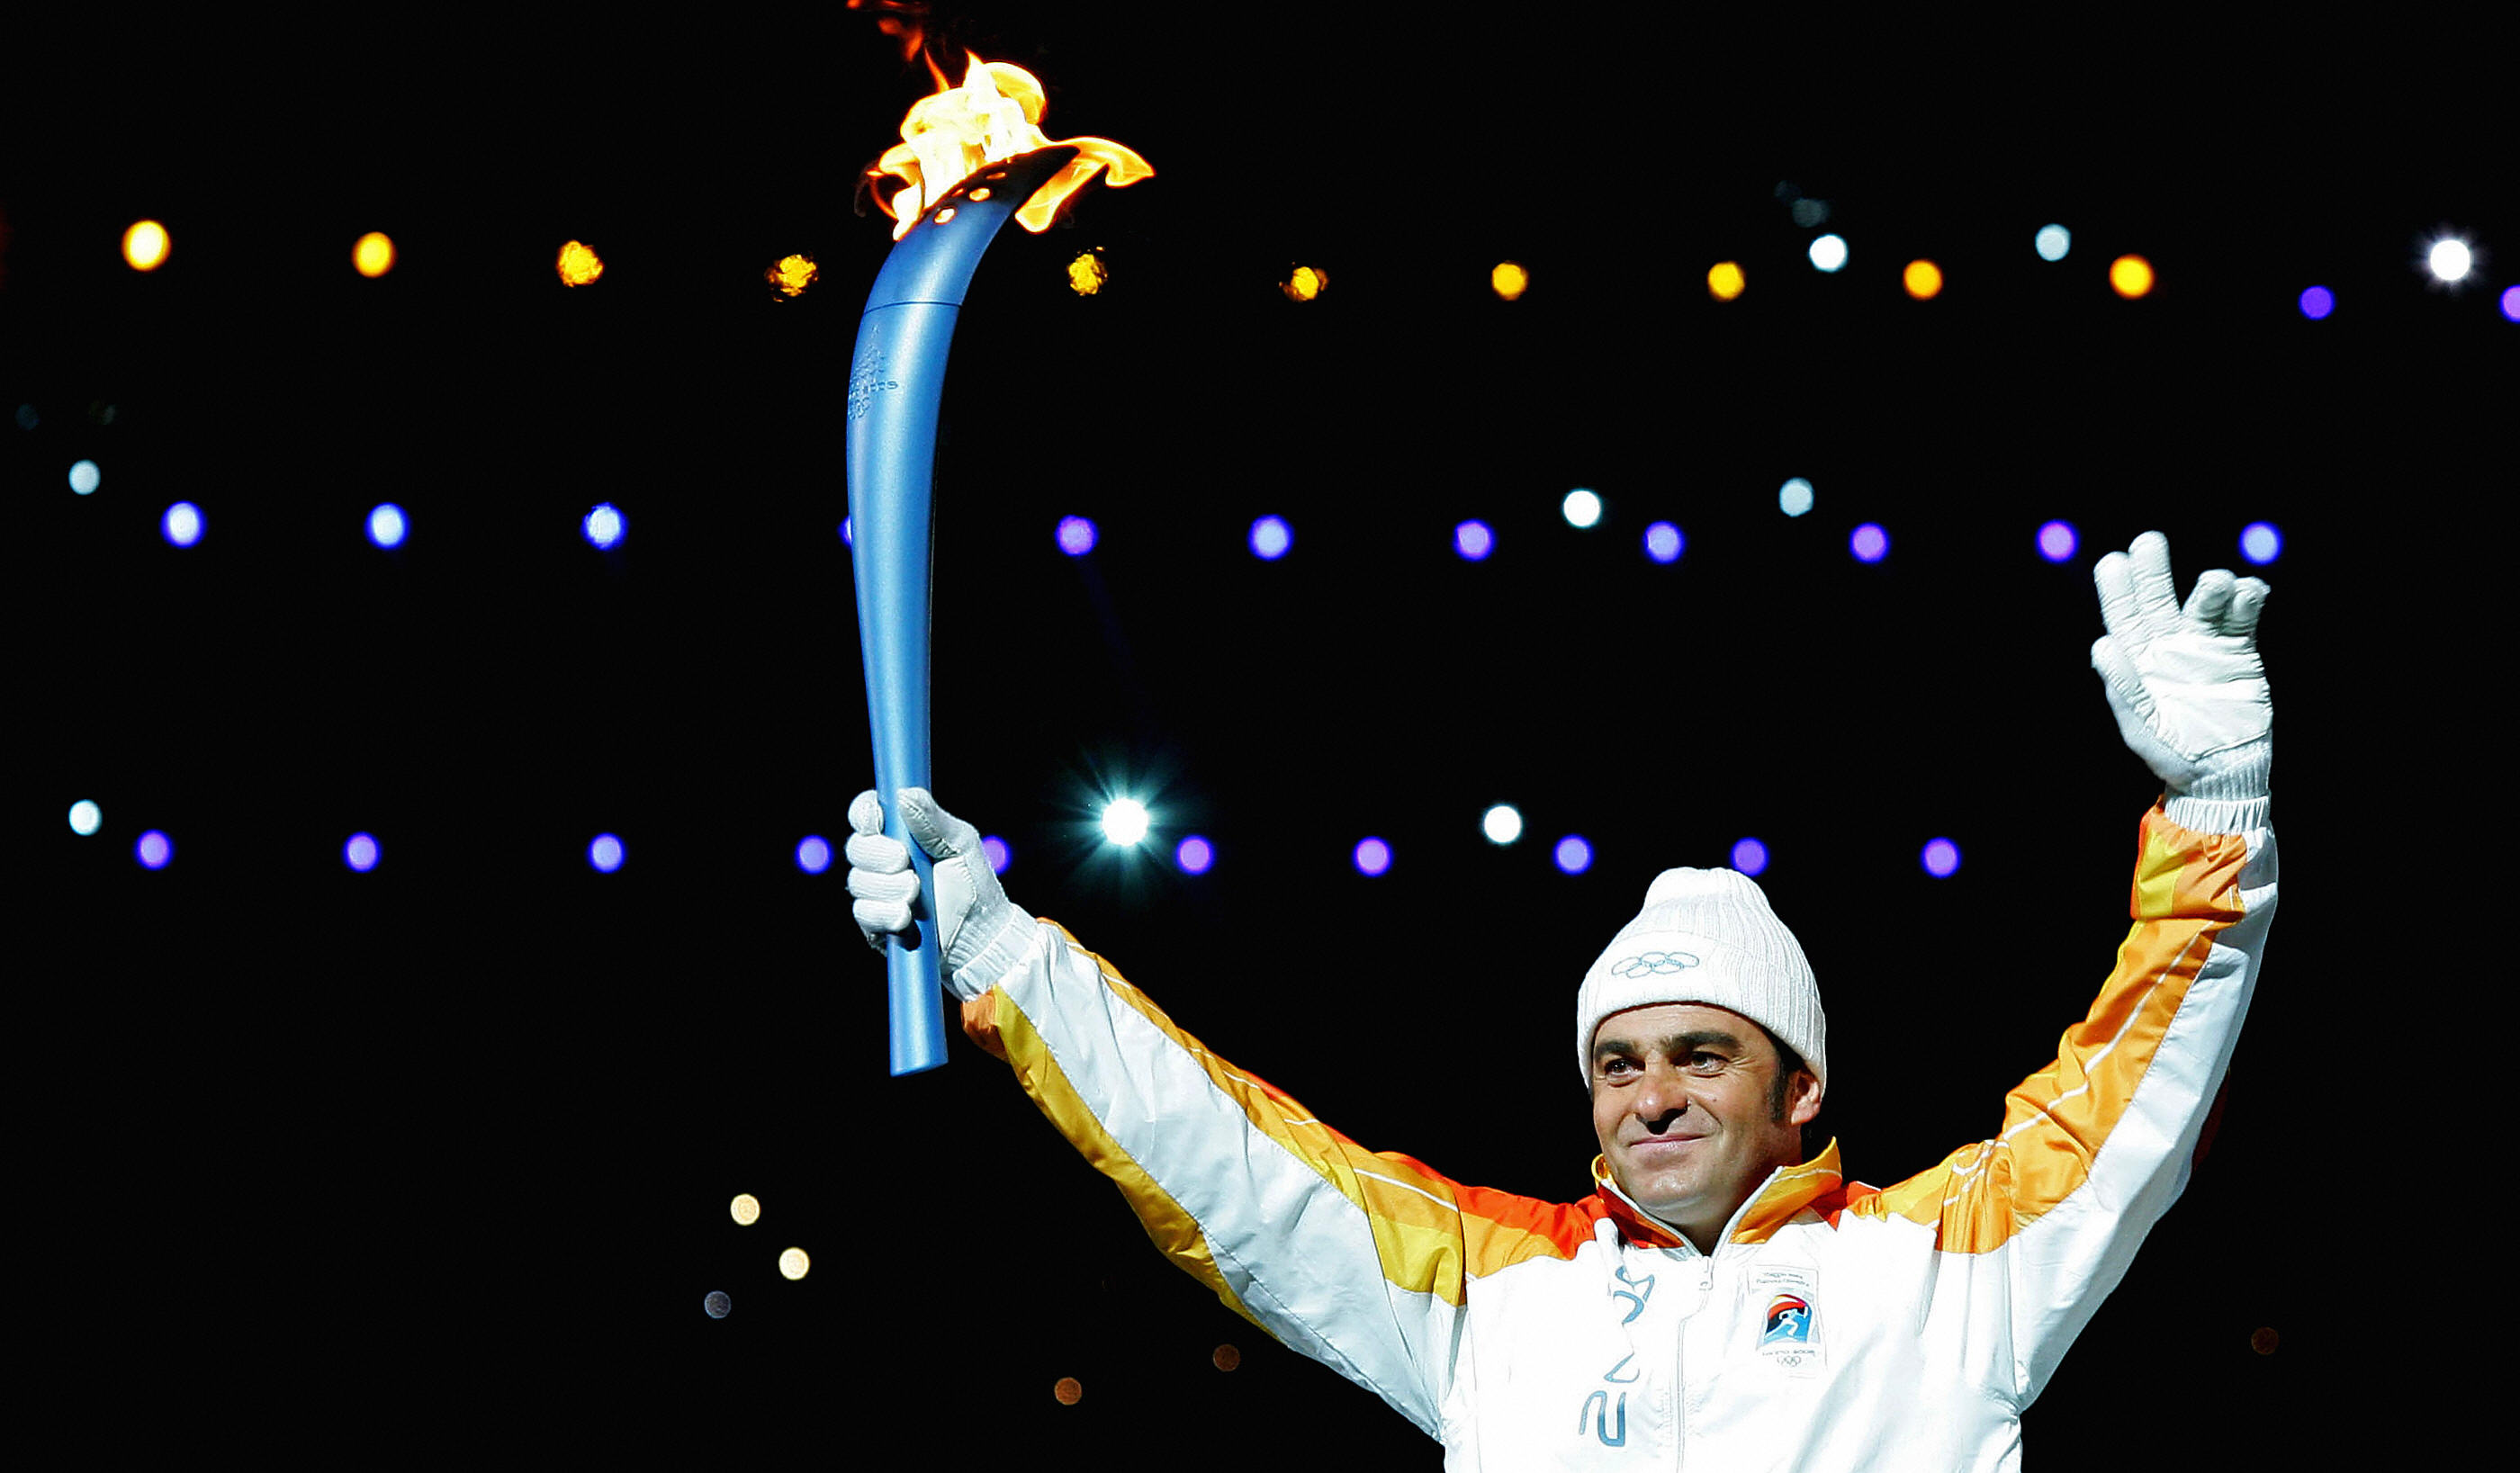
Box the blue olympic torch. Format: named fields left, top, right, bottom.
left=849, top=143, right=1082, bottom=1076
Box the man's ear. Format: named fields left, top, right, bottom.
left=1786, top=1070, right=1823, bottom=1127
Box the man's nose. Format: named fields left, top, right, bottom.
left=1634, top=1067, right=1693, bottom=1125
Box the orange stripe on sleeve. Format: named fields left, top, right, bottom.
left=1860, top=803, right=2253, bottom=1252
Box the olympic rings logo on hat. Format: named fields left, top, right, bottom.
left=1608, top=950, right=1702, bottom=977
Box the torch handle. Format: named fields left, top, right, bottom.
left=850, top=301, right=953, bottom=1076
left=847, top=146, right=1081, bottom=1077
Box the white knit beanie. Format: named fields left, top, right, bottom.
left=1576, top=868, right=1826, bottom=1091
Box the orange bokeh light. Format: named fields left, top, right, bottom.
left=353, top=232, right=395, bottom=278
left=123, top=220, right=170, bottom=272
left=2110, top=254, right=2156, bottom=299
left=1903, top=259, right=1943, bottom=299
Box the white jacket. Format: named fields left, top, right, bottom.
left=953, top=797, right=2277, bottom=1469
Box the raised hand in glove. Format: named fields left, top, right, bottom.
left=2092, top=531, right=2272, bottom=805
left=846, top=786, right=1039, bottom=1001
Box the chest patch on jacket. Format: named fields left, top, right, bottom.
left=1760, top=1292, right=1820, bottom=1374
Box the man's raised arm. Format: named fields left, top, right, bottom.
left=844, top=786, right=1558, bottom=1442
left=1840, top=530, right=2277, bottom=1407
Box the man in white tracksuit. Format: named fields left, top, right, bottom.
left=847, top=531, right=2276, bottom=1469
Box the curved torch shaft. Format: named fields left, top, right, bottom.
left=849, top=144, right=1081, bottom=1076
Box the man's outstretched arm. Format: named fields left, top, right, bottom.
left=1848, top=531, right=2277, bottom=1404
left=844, top=787, right=1583, bottom=1442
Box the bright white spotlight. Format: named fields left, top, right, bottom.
left=1809, top=234, right=1849, bottom=273
left=1482, top=804, right=1523, bottom=844
left=1101, top=799, right=1150, bottom=846
left=2428, top=238, right=2473, bottom=283
left=1562, top=489, right=1602, bottom=528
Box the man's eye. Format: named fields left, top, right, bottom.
left=1688, top=1052, right=1723, bottom=1071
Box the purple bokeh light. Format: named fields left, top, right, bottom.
left=2501, top=284, right=2519, bottom=322
left=1643, top=522, right=1683, bottom=563
left=162, top=502, right=203, bottom=547
left=590, top=834, right=625, bottom=872
left=982, top=836, right=1011, bottom=875
left=1057, top=516, right=1097, bottom=556
left=1353, top=837, right=1390, bottom=876
left=840, top=516, right=853, bottom=546
left=1176, top=835, right=1214, bottom=874
left=1553, top=835, right=1592, bottom=874
left=2240, top=522, right=2282, bottom=565
left=345, top=833, right=380, bottom=872
left=2037, top=521, right=2077, bottom=562
left=1454, top=520, right=1494, bottom=561
left=136, top=830, right=173, bottom=868
left=1921, top=837, right=1961, bottom=877
left=1250, top=516, right=1292, bottom=560
left=2297, top=285, right=2335, bottom=320
left=796, top=836, right=832, bottom=874
left=1851, top=523, right=1889, bottom=562
left=1730, top=837, right=1769, bottom=876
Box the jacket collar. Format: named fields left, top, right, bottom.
left=1589, top=1138, right=1847, bottom=1253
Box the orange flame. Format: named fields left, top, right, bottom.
left=867, top=53, right=1151, bottom=240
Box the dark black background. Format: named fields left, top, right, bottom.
left=11, top=5, right=2506, bottom=1464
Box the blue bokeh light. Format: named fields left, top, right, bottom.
left=2240, top=522, right=2283, bottom=565
left=840, top=516, right=852, bottom=546
left=1353, top=837, right=1390, bottom=876
left=1851, top=523, right=1889, bottom=562
left=162, top=502, right=203, bottom=547
left=367, top=503, right=407, bottom=549
left=1922, top=837, right=1962, bottom=877
left=1730, top=837, right=1769, bottom=876
left=1643, top=522, right=1683, bottom=563
left=137, top=830, right=174, bottom=868
left=1057, top=516, right=1097, bottom=556
left=345, top=833, right=380, bottom=871
left=2500, top=284, right=2519, bottom=322
left=590, top=833, right=625, bottom=872
left=1176, top=835, right=1214, bottom=874
left=583, top=503, right=625, bottom=550
left=1250, top=515, right=1292, bottom=560
left=982, top=836, right=1011, bottom=875
left=2297, top=285, right=2335, bottom=320
left=2037, top=521, right=2078, bottom=562
left=1553, top=835, right=1592, bottom=874
left=796, top=836, right=832, bottom=874
left=1454, top=520, right=1494, bottom=561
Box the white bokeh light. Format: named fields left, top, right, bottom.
left=1779, top=477, right=1814, bottom=516
left=2428, top=238, right=2473, bottom=282
left=1482, top=804, right=1524, bottom=844
left=1809, top=234, right=1849, bottom=273
left=69, top=460, right=101, bottom=495
left=69, top=800, right=104, bottom=836
left=1562, top=489, right=1602, bottom=528
left=1102, top=799, right=1150, bottom=846
left=2035, top=224, right=2072, bottom=262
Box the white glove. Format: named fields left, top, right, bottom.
left=845, top=786, right=1038, bottom=999
left=2091, top=531, right=2272, bottom=802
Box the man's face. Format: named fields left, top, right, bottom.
left=1589, top=1002, right=1821, bottom=1247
